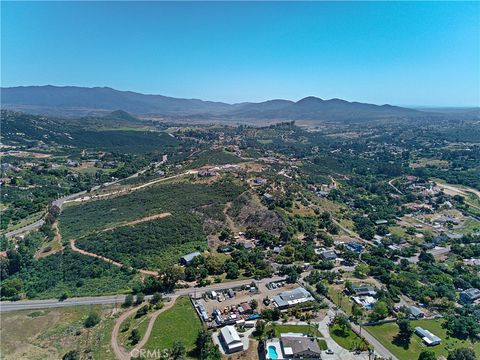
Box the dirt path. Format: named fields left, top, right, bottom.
left=70, top=239, right=124, bottom=267
left=223, top=202, right=237, bottom=232
left=111, top=304, right=142, bottom=360
left=388, top=178, right=403, bottom=195
left=66, top=170, right=197, bottom=205
left=102, top=212, right=171, bottom=233
left=133, top=298, right=177, bottom=351
left=111, top=298, right=177, bottom=360
left=36, top=221, right=64, bottom=259
left=68, top=212, right=172, bottom=276
left=70, top=239, right=159, bottom=277
left=437, top=182, right=480, bottom=199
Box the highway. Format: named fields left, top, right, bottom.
left=2, top=274, right=399, bottom=360
left=0, top=276, right=283, bottom=312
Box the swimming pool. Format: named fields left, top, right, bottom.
left=268, top=345, right=279, bottom=359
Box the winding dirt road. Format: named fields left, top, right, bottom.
left=70, top=239, right=159, bottom=277
left=68, top=212, right=172, bottom=276
left=111, top=298, right=177, bottom=360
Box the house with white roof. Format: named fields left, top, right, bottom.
left=272, top=287, right=315, bottom=309
left=219, top=325, right=244, bottom=353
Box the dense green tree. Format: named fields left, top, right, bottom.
left=395, top=318, right=413, bottom=346
left=447, top=348, right=476, bottom=360
left=129, top=329, right=141, bottom=345
left=135, top=292, right=145, bottom=305
left=62, top=350, right=80, bottom=360
left=171, top=340, right=186, bottom=359
left=123, top=294, right=134, bottom=307
left=84, top=312, right=100, bottom=328
left=418, top=350, right=436, bottom=360
left=370, top=301, right=388, bottom=321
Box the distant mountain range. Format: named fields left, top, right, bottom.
left=1, top=85, right=477, bottom=122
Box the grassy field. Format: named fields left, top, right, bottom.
left=327, top=286, right=352, bottom=316
left=189, top=149, right=243, bottom=168
left=0, top=305, right=116, bottom=360
left=365, top=319, right=480, bottom=360
left=144, top=297, right=202, bottom=356
left=264, top=324, right=322, bottom=337
left=459, top=217, right=480, bottom=234
left=329, top=323, right=368, bottom=351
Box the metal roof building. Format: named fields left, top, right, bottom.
left=180, top=251, right=201, bottom=266
left=219, top=325, right=243, bottom=353
left=272, top=287, right=315, bottom=309
left=415, top=327, right=441, bottom=346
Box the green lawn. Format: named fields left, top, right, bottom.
left=265, top=324, right=321, bottom=338
left=365, top=319, right=480, bottom=360
left=318, top=339, right=328, bottom=350
left=144, top=297, right=202, bottom=355
left=329, top=324, right=368, bottom=351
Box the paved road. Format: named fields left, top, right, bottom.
left=3, top=190, right=88, bottom=238
left=0, top=276, right=283, bottom=312
left=1, top=161, right=162, bottom=239
left=4, top=219, right=46, bottom=238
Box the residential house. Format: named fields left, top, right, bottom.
left=272, top=287, right=315, bottom=309
left=346, top=242, right=364, bottom=254
left=351, top=284, right=377, bottom=296
left=180, top=251, right=201, bottom=266
left=320, top=250, right=337, bottom=261
left=460, top=288, right=480, bottom=304
left=219, top=325, right=244, bottom=353
left=406, top=306, right=424, bottom=319
left=280, top=333, right=322, bottom=359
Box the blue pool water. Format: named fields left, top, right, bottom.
left=268, top=345, right=278, bottom=359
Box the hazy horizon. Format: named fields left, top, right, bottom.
left=2, top=83, right=480, bottom=109
left=2, top=2, right=479, bottom=107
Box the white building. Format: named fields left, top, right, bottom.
left=219, top=325, right=244, bottom=353
left=415, top=327, right=441, bottom=346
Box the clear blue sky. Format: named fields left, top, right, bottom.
left=2, top=1, right=479, bottom=106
